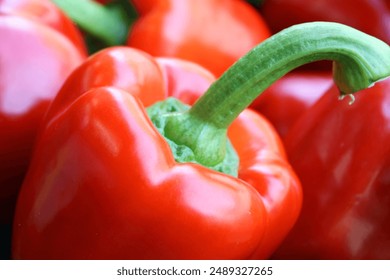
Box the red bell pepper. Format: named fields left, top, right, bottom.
left=272, top=78, right=390, bottom=259
left=127, top=0, right=271, bottom=77
left=261, top=1, right=390, bottom=259
left=0, top=0, right=87, bottom=225
left=12, top=22, right=389, bottom=259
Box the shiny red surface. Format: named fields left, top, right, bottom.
left=156, top=57, right=216, bottom=104
left=251, top=71, right=333, bottom=138
left=12, top=49, right=302, bottom=259
left=273, top=79, right=390, bottom=259
left=0, top=0, right=87, bottom=53
left=42, top=47, right=166, bottom=127
left=127, top=0, right=271, bottom=77
left=0, top=8, right=86, bottom=224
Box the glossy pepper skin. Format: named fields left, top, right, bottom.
left=12, top=47, right=302, bottom=259
left=250, top=71, right=333, bottom=138
left=0, top=0, right=87, bottom=224
left=273, top=79, right=390, bottom=259
left=127, top=0, right=271, bottom=77
left=14, top=21, right=387, bottom=260
left=156, top=57, right=216, bottom=105
left=1, top=0, right=87, bottom=53
left=261, top=0, right=390, bottom=45
left=41, top=47, right=166, bottom=125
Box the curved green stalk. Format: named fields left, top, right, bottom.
left=151, top=22, right=390, bottom=169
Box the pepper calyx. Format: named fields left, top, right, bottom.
left=147, top=98, right=239, bottom=177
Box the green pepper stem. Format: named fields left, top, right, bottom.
left=163, top=22, right=390, bottom=166
left=52, top=0, right=134, bottom=46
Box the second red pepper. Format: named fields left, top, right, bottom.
left=273, top=79, right=390, bottom=259
left=127, top=0, right=271, bottom=77
left=0, top=0, right=87, bottom=224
